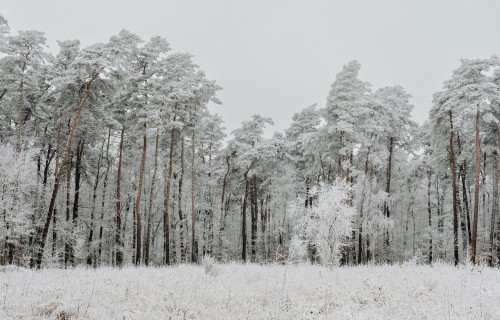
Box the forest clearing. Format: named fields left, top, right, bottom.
left=1, top=262, right=499, bottom=319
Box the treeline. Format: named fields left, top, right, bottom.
left=0, top=14, right=499, bottom=268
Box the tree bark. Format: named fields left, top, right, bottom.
left=70, top=139, right=84, bottom=265
left=87, top=139, right=105, bottom=266
left=490, top=132, right=499, bottom=266
left=144, top=129, right=159, bottom=266
left=64, top=143, right=72, bottom=267
left=178, top=137, right=186, bottom=262
left=164, top=117, right=177, bottom=265
left=98, top=129, right=111, bottom=265
left=428, top=170, right=433, bottom=264
left=134, top=123, right=147, bottom=265
left=191, top=131, right=197, bottom=263
left=383, top=137, right=394, bottom=219
left=242, top=160, right=255, bottom=262
left=472, top=109, right=481, bottom=263
left=115, top=128, right=124, bottom=267
left=457, top=132, right=472, bottom=251
left=218, top=154, right=231, bottom=260
left=251, top=176, right=258, bottom=261
left=358, top=144, right=371, bottom=264
left=449, top=111, right=459, bottom=266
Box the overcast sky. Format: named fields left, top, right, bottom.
left=2, top=0, right=500, bottom=136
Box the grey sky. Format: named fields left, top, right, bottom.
left=2, top=0, right=500, bottom=137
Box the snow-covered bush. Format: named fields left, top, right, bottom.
left=290, top=179, right=356, bottom=267
left=0, top=144, right=38, bottom=265
left=202, top=255, right=221, bottom=277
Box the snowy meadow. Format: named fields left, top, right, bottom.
left=1, top=262, right=499, bottom=319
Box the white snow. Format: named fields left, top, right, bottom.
left=0, top=262, right=499, bottom=319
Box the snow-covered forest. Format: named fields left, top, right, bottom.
left=1, top=13, right=500, bottom=271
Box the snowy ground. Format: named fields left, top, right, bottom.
left=0, top=262, right=499, bottom=319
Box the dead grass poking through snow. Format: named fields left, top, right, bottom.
left=0, top=262, right=499, bottom=319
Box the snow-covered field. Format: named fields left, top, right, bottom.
left=0, top=262, right=499, bottom=319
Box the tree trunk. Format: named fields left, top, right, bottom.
left=472, top=109, right=481, bottom=263
left=242, top=160, right=255, bottom=261
left=482, top=152, right=487, bottom=233
left=191, top=131, right=197, bottom=263
left=98, top=129, right=111, bottom=265
left=87, top=138, right=107, bottom=266
left=358, top=144, right=371, bottom=264
left=260, top=197, right=267, bottom=260
left=218, top=154, right=231, bottom=260
left=304, top=178, right=312, bottom=208
left=178, top=137, right=186, bottom=262
left=206, top=144, right=214, bottom=257
left=134, top=123, right=147, bottom=265
left=115, top=128, right=124, bottom=267
left=70, top=139, right=84, bottom=265
left=449, top=111, right=459, bottom=266
left=251, top=176, right=258, bottom=261
left=144, top=129, right=159, bottom=266
left=458, top=165, right=468, bottom=257
left=490, top=132, right=499, bottom=266
left=428, top=170, right=433, bottom=264
left=164, top=121, right=176, bottom=265
left=383, top=137, right=394, bottom=219
left=64, top=144, right=72, bottom=267
left=457, top=132, right=472, bottom=251
left=383, top=136, right=394, bottom=253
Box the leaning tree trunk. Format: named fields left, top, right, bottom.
left=34, top=74, right=99, bottom=269
left=115, top=128, right=124, bottom=267
left=472, top=109, right=481, bottom=264
left=449, top=111, right=459, bottom=266
left=134, top=123, right=147, bottom=265
left=144, top=129, right=159, bottom=266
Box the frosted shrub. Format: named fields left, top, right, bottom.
left=0, top=145, right=38, bottom=265
left=202, top=255, right=221, bottom=277
left=288, top=236, right=308, bottom=262
left=290, top=179, right=355, bottom=267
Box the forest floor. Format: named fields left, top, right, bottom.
left=0, top=262, right=499, bottom=319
